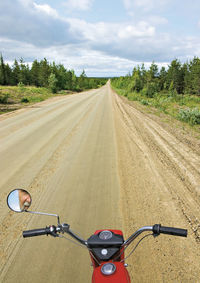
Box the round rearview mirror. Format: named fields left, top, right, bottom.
left=7, top=189, right=32, bottom=212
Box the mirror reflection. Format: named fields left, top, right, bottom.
left=7, top=189, right=32, bottom=212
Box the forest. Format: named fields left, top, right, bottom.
left=111, top=58, right=200, bottom=125
left=111, top=58, right=200, bottom=96
left=0, top=55, right=107, bottom=92
left=0, top=54, right=200, bottom=125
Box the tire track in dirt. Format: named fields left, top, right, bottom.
left=0, top=89, right=99, bottom=139
left=1, top=83, right=199, bottom=282
left=114, top=92, right=200, bottom=241
left=1, top=84, right=122, bottom=283
left=112, top=89, right=200, bottom=281
left=0, top=88, right=106, bottom=280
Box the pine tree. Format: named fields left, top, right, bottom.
left=166, top=59, right=184, bottom=94
left=159, top=67, right=167, bottom=91
left=19, top=58, right=30, bottom=85
left=129, top=66, right=143, bottom=92
left=39, top=58, right=51, bottom=87
left=30, top=60, right=40, bottom=86
left=79, top=70, right=87, bottom=90
left=148, top=62, right=158, bottom=81
left=12, top=59, right=20, bottom=85
left=0, top=54, right=6, bottom=85
left=189, top=57, right=200, bottom=95
left=48, top=73, right=58, bottom=93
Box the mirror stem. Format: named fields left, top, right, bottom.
left=25, top=210, right=60, bottom=225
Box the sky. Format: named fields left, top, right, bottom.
left=0, top=0, right=200, bottom=76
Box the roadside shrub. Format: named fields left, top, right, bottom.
left=127, top=92, right=139, bottom=101
left=21, top=97, right=30, bottom=103
left=118, top=89, right=127, bottom=97
left=0, top=93, right=10, bottom=104
left=178, top=108, right=200, bottom=125
left=140, top=99, right=149, bottom=105
left=146, top=83, right=158, bottom=98
left=48, top=73, right=58, bottom=93
left=169, top=89, right=178, bottom=98
left=141, top=87, right=148, bottom=96
left=29, top=97, right=45, bottom=102
left=18, top=82, right=26, bottom=92
left=127, top=77, right=142, bottom=93
left=161, top=96, right=172, bottom=103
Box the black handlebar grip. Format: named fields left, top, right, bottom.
left=23, top=227, right=51, bottom=238
left=153, top=224, right=187, bottom=237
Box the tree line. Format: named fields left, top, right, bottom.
left=0, top=55, right=107, bottom=92
left=112, top=57, right=200, bottom=97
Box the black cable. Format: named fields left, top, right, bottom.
left=120, top=233, right=153, bottom=262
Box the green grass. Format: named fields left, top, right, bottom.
left=112, top=86, right=200, bottom=127
left=177, top=108, right=200, bottom=125
left=0, top=85, right=73, bottom=114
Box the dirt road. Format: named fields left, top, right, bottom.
left=0, top=82, right=199, bottom=282
left=112, top=89, right=200, bottom=282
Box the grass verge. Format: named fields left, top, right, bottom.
left=112, top=86, right=200, bottom=133
left=0, top=85, right=73, bottom=114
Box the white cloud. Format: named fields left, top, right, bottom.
left=1, top=0, right=200, bottom=76
left=63, top=0, right=93, bottom=11
left=123, top=0, right=170, bottom=14
left=33, top=3, right=58, bottom=18
left=148, top=16, right=168, bottom=25
left=0, top=0, right=75, bottom=47
left=68, top=18, right=155, bottom=43
left=18, top=0, right=33, bottom=7
left=123, top=0, right=131, bottom=9
left=134, top=0, right=168, bottom=9
left=118, top=21, right=155, bottom=38
left=2, top=38, right=169, bottom=76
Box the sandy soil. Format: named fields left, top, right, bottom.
left=112, top=88, right=200, bottom=282
left=0, top=83, right=199, bottom=282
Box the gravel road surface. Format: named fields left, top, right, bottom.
left=0, top=82, right=199, bottom=282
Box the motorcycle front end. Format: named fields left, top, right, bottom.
left=88, top=229, right=130, bottom=283
left=92, top=261, right=130, bottom=283
left=6, top=189, right=187, bottom=283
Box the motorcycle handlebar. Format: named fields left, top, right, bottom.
left=153, top=224, right=187, bottom=237
left=22, top=225, right=86, bottom=243
left=23, top=227, right=52, bottom=238
left=23, top=224, right=187, bottom=242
